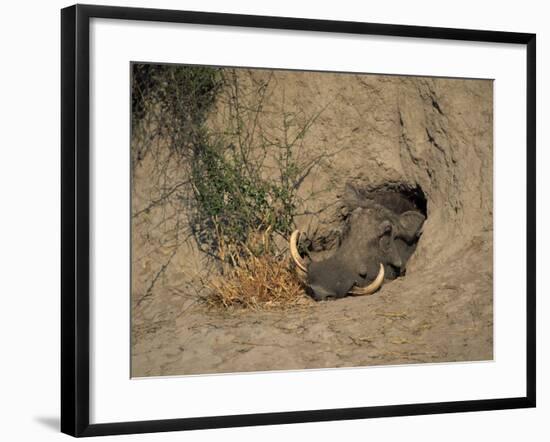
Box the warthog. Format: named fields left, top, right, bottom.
left=289, top=186, right=426, bottom=300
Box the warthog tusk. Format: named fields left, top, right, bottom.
left=289, top=230, right=308, bottom=273
left=348, top=263, right=385, bottom=296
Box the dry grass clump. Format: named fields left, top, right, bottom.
left=207, top=254, right=312, bottom=310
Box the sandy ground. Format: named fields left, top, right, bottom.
left=131, top=70, right=493, bottom=377
left=132, top=238, right=491, bottom=376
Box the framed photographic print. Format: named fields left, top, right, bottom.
left=61, top=4, right=536, bottom=437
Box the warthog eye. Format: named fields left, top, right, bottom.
left=379, top=220, right=393, bottom=237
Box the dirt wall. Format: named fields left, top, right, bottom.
left=131, top=69, right=493, bottom=377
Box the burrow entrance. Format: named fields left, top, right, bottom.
left=303, top=182, right=428, bottom=287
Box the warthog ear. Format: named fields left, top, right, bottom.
left=398, top=211, right=426, bottom=241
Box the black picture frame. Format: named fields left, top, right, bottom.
left=61, top=4, right=536, bottom=437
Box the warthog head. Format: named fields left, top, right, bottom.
left=289, top=186, right=426, bottom=301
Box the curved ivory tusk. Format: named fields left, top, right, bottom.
left=348, top=263, right=385, bottom=296
left=289, top=230, right=308, bottom=273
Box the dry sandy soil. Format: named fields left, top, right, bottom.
left=131, top=69, right=493, bottom=377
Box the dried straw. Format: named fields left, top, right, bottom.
left=207, top=254, right=312, bottom=310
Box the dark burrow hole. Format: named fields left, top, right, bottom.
left=305, top=182, right=428, bottom=253
left=302, top=182, right=428, bottom=301
left=354, top=182, right=428, bottom=218
left=346, top=182, right=428, bottom=281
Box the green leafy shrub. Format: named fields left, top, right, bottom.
left=132, top=64, right=324, bottom=271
